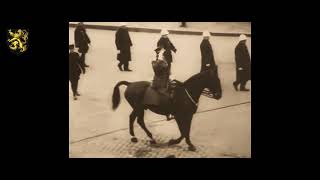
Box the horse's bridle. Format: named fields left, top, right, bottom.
left=184, top=88, right=198, bottom=108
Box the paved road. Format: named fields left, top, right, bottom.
left=69, top=27, right=251, bottom=158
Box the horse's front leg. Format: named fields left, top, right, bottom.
left=184, top=115, right=196, bottom=151
left=168, top=136, right=184, bottom=146
left=168, top=115, right=184, bottom=146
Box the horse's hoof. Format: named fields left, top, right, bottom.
left=188, top=146, right=196, bottom=152
left=149, top=139, right=157, bottom=144
left=131, top=137, right=138, bottom=143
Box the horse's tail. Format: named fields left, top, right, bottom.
left=112, top=81, right=131, bottom=110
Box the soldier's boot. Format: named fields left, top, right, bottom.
left=233, top=81, right=239, bottom=91
left=123, top=63, right=132, bottom=71
left=240, top=81, right=249, bottom=91
left=240, top=87, right=250, bottom=91
left=81, top=53, right=89, bottom=67
left=118, top=63, right=123, bottom=71
left=73, top=96, right=78, bottom=100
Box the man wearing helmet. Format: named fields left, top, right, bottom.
left=74, top=22, right=91, bottom=70
left=151, top=49, right=170, bottom=94
left=156, top=29, right=177, bottom=74
left=233, top=34, right=251, bottom=91
left=69, top=44, right=84, bottom=100
left=200, top=31, right=216, bottom=72
left=115, top=22, right=133, bottom=71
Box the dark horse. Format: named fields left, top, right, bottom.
left=112, top=67, right=222, bottom=151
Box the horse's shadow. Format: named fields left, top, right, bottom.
left=132, top=139, right=184, bottom=158
left=142, top=138, right=184, bottom=150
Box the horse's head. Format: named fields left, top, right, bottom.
left=205, top=66, right=222, bottom=100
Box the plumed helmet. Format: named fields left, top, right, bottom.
left=161, top=29, right=169, bottom=36
left=203, top=31, right=210, bottom=37
left=239, top=34, right=247, bottom=41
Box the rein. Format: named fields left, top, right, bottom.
left=184, top=88, right=198, bottom=108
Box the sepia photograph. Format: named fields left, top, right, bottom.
left=69, top=22, right=251, bottom=158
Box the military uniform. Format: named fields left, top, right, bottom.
left=115, top=26, right=133, bottom=71
left=143, top=59, right=171, bottom=105
left=151, top=59, right=170, bottom=93
left=156, top=37, right=177, bottom=72
left=69, top=45, right=84, bottom=100
left=200, top=39, right=216, bottom=72
left=233, top=37, right=251, bottom=91
left=75, top=24, right=91, bottom=68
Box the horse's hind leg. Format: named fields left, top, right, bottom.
left=168, top=136, right=184, bottom=146
left=129, top=110, right=138, bottom=143
left=137, top=110, right=156, bottom=144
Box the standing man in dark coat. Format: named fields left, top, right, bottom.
left=200, top=31, right=216, bottom=72
left=69, top=44, right=84, bottom=100
left=233, top=34, right=251, bottom=91
left=115, top=22, right=133, bottom=71
left=156, top=29, right=177, bottom=74
left=75, top=22, right=91, bottom=70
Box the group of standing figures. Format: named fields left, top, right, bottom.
left=69, top=22, right=91, bottom=100
left=69, top=22, right=251, bottom=101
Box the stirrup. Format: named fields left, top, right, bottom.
left=166, top=114, right=175, bottom=121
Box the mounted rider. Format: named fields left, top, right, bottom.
left=143, top=48, right=177, bottom=120
left=152, top=48, right=170, bottom=93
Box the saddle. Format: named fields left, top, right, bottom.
left=142, top=80, right=181, bottom=107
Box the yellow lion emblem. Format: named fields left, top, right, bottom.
left=8, top=29, right=28, bottom=53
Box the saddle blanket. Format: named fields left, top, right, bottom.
left=143, top=86, right=170, bottom=106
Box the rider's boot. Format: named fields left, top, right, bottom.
left=166, top=114, right=175, bottom=121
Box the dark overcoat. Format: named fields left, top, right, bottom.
left=69, top=52, right=82, bottom=81
left=200, top=39, right=216, bottom=72
left=115, top=27, right=132, bottom=62
left=75, top=26, right=91, bottom=54
left=235, top=41, right=251, bottom=81
left=157, top=37, right=176, bottom=63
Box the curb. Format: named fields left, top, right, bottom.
left=69, top=23, right=251, bottom=37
